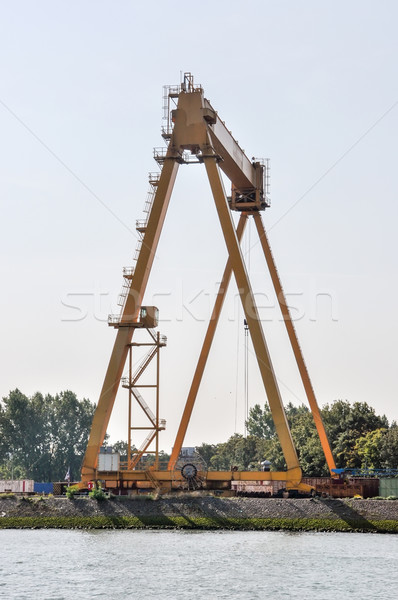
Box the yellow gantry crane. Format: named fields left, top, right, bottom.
left=80, top=73, right=336, bottom=495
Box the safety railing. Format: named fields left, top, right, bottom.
left=148, top=172, right=161, bottom=186
left=131, top=346, right=158, bottom=384
left=123, top=266, right=135, bottom=279
left=153, top=147, right=168, bottom=164
left=108, top=314, right=121, bottom=325
left=131, top=387, right=156, bottom=424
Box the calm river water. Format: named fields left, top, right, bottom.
left=1, top=529, right=397, bottom=599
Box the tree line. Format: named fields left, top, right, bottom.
left=1, top=389, right=397, bottom=481
left=195, top=401, right=398, bottom=475
left=0, top=389, right=95, bottom=482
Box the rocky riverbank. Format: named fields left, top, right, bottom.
left=1, top=494, right=398, bottom=532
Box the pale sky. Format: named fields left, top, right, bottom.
left=1, top=1, right=397, bottom=453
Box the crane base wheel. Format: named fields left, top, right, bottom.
left=172, top=453, right=207, bottom=491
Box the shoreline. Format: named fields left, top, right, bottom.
left=1, top=495, right=397, bottom=533
left=2, top=515, right=398, bottom=533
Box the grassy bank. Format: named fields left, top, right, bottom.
left=1, top=515, right=398, bottom=533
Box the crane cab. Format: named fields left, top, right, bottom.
left=139, top=306, right=159, bottom=328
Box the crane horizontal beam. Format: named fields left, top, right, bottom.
left=171, top=91, right=261, bottom=192
left=204, top=99, right=257, bottom=190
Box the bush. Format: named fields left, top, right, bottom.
left=89, top=486, right=106, bottom=501
left=66, top=485, right=80, bottom=499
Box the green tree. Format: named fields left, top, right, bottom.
left=0, top=462, right=26, bottom=480
left=143, top=449, right=170, bottom=468
left=380, top=424, right=398, bottom=468
left=46, top=391, right=95, bottom=481
left=0, top=389, right=48, bottom=479
left=288, top=407, right=327, bottom=476
left=196, top=443, right=217, bottom=468
left=209, top=434, right=259, bottom=470
left=244, top=399, right=390, bottom=474
left=322, top=400, right=388, bottom=468
left=253, top=436, right=285, bottom=471
left=354, top=428, right=387, bottom=469
left=0, top=389, right=95, bottom=482
left=111, top=440, right=129, bottom=461
left=246, top=404, right=275, bottom=439
left=246, top=401, right=327, bottom=474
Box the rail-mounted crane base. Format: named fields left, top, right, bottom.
left=82, top=469, right=315, bottom=497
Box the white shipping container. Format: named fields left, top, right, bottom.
left=97, top=453, right=120, bottom=471
left=181, top=447, right=195, bottom=458
left=231, top=480, right=285, bottom=494
left=0, top=479, right=34, bottom=493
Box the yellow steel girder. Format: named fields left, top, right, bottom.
left=203, top=152, right=300, bottom=472
left=81, top=75, right=335, bottom=493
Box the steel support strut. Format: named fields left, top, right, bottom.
left=81, top=156, right=180, bottom=481
left=81, top=76, right=334, bottom=494
left=203, top=153, right=300, bottom=472
left=168, top=212, right=249, bottom=469
left=253, top=212, right=336, bottom=475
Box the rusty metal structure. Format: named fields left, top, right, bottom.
left=80, top=73, right=336, bottom=495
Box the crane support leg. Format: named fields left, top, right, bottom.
left=204, top=155, right=300, bottom=472
left=81, top=157, right=180, bottom=481
left=253, top=213, right=337, bottom=475
left=168, top=212, right=249, bottom=470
